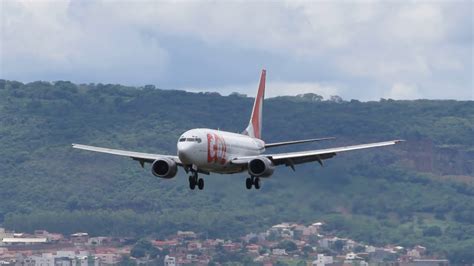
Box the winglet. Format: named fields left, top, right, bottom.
left=243, top=69, right=266, bottom=139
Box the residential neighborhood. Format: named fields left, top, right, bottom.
left=0, top=223, right=450, bottom=266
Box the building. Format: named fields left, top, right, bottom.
left=0, top=229, right=13, bottom=240
left=23, top=251, right=93, bottom=266
left=177, top=231, right=196, bottom=239
left=164, top=255, right=176, bottom=266
left=407, top=249, right=421, bottom=258
left=313, top=254, right=334, bottom=266
left=247, top=244, right=260, bottom=254
left=70, top=233, right=89, bottom=244
left=0, top=238, right=48, bottom=246
left=272, top=249, right=287, bottom=256
left=95, top=253, right=121, bottom=265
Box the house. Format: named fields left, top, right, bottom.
left=70, top=233, right=89, bottom=244
left=319, top=237, right=341, bottom=249
left=247, top=244, right=260, bottom=254
left=95, top=253, right=121, bottom=265
left=164, top=255, right=176, bottom=266
left=365, top=245, right=376, bottom=253
left=177, top=231, right=196, bottom=239
left=222, top=243, right=240, bottom=252
left=343, top=240, right=357, bottom=251
left=272, top=249, right=287, bottom=256
left=87, top=237, right=110, bottom=246
left=308, top=222, right=323, bottom=234
left=407, top=249, right=421, bottom=258
left=186, top=254, right=197, bottom=260
left=187, top=241, right=202, bottom=251
left=33, top=230, right=63, bottom=241
left=414, top=245, right=427, bottom=255
left=313, top=254, right=334, bottom=266
left=152, top=240, right=179, bottom=248
left=267, top=223, right=292, bottom=238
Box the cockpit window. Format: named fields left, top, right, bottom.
left=179, top=138, right=186, bottom=142
left=183, top=137, right=202, bottom=143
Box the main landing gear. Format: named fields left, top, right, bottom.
left=245, top=176, right=261, bottom=190
left=189, top=171, right=204, bottom=190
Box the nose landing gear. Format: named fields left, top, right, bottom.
left=245, top=176, right=261, bottom=190
left=189, top=171, right=204, bottom=190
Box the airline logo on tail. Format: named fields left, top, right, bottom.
left=243, top=69, right=266, bottom=139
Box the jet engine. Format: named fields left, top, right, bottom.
left=151, top=158, right=178, bottom=179
left=248, top=157, right=275, bottom=177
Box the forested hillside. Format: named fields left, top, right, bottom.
left=0, top=80, right=473, bottom=261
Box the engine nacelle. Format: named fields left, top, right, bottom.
left=151, top=158, right=178, bottom=179
left=248, top=157, right=275, bottom=177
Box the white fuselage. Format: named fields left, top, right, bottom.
left=177, top=128, right=265, bottom=174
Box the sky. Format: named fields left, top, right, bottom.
left=0, top=0, right=472, bottom=101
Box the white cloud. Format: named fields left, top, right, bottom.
left=0, top=0, right=472, bottom=100
left=385, top=83, right=421, bottom=100
left=1, top=0, right=168, bottom=84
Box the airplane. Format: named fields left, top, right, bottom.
left=73, top=69, right=403, bottom=190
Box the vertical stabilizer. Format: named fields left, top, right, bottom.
left=243, top=69, right=266, bottom=139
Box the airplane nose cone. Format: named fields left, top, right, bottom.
left=178, top=144, right=193, bottom=164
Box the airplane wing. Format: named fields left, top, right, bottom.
left=72, top=144, right=181, bottom=166
left=231, top=140, right=403, bottom=168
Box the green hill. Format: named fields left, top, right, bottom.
left=0, top=80, right=473, bottom=262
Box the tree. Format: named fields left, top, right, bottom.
left=422, top=226, right=442, bottom=237
left=277, top=240, right=297, bottom=252
left=130, top=239, right=159, bottom=259
left=447, top=241, right=474, bottom=264
left=297, top=260, right=307, bottom=266
left=118, top=256, right=136, bottom=266
left=334, top=240, right=345, bottom=252
left=329, top=95, right=343, bottom=103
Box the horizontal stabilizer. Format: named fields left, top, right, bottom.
left=265, top=137, right=335, bottom=148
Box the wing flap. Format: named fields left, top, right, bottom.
left=72, top=144, right=181, bottom=164
left=265, top=137, right=335, bottom=148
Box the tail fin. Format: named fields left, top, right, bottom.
left=243, top=69, right=266, bottom=139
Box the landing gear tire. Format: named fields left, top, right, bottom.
left=189, top=176, right=196, bottom=190
left=254, top=177, right=261, bottom=190
left=197, top=178, right=204, bottom=190
left=246, top=178, right=252, bottom=189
